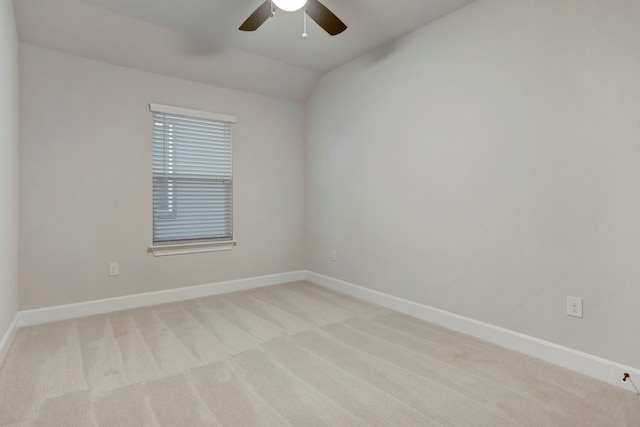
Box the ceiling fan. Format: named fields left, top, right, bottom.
left=239, top=0, right=347, bottom=36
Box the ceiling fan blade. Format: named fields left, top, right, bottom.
left=239, top=1, right=273, bottom=31
left=305, top=0, right=347, bottom=36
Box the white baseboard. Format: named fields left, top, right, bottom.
left=0, top=315, right=19, bottom=368
left=304, top=271, right=640, bottom=394
left=18, top=271, right=306, bottom=327
left=11, top=269, right=639, bottom=394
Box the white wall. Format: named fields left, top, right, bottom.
left=306, top=0, right=640, bottom=368
left=0, top=0, right=19, bottom=339
left=19, top=44, right=306, bottom=310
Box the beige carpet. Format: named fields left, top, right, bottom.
left=0, top=281, right=638, bottom=426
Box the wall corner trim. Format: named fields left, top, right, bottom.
left=303, top=270, right=640, bottom=394
left=17, top=271, right=306, bottom=327
left=0, top=315, right=20, bottom=368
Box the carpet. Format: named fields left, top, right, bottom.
left=0, top=281, right=638, bottom=426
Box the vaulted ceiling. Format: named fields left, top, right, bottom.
left=14, top=0, right=476, bottom=101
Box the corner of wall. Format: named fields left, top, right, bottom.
left=0, top=0, right=20, bottom=349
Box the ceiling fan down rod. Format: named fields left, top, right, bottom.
left=302, top=7, right=308, bottom=38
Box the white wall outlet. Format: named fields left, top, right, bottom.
left=567, top=296, right=583, bottom=318
left=330, top=249, right=337, bottom=262
left=109, top=262, right=119, bottom=277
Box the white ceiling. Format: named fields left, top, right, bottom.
left=14, top=0, right=476, bottom=101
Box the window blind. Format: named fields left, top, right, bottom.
left=151, top=106, right=234, bottom=245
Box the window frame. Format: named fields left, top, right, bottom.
left=147, top=103, right=237, bottom=256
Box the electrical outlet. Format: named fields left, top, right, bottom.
left=109, top=262, right=119, bottom=277
left=567, top=296, right=582, bottom=318
left=330, top=249, right=337, bottom=262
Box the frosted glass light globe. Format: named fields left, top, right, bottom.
left=273, top=0, right=307, bottom=12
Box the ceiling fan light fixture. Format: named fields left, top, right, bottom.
left=239, top=0, right=346, bottom=35
left=272, top=0, right=307, bottom=12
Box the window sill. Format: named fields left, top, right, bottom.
left=149, top=241, right=236, bottom=257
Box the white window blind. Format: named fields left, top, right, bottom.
left=151, top=104, right=235, bottom=246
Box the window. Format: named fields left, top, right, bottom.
left=149, top=104, right=236, bottom=256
